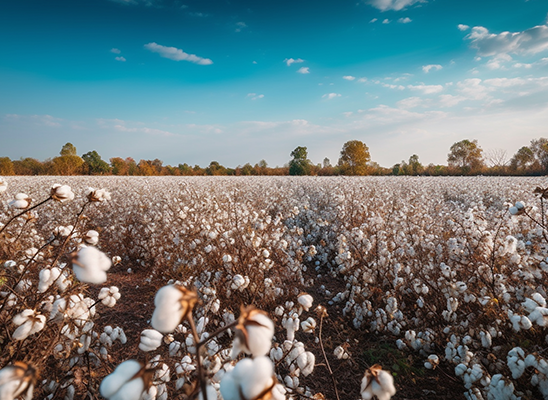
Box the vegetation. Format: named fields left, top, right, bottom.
left=2, top=138, right=548, bottom=176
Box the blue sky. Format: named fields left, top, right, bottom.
left=1, top=0, right=548, bottom=168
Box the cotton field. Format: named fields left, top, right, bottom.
left=1, top=176, right=548, bottom=400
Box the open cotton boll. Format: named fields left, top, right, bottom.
left=298, top=293, right=313, bottom=312
left=139, top=329, right=164, bottom=352
left=72, top=247, right=112, bottom=284
left=220, top=357, right=278, bottom=400
left=151, top=285, right=198, bottom=334
left=297, top=351, right=315, bottom=376
left=84, top=230, right=100, bottom=246
left=0, top=362, right=36, bottom=400
left=50, top=184, right=75, bottom=203
left=86, top=187, right=111, bottom=202
left=100, top=360, right=148, bottom=400
left=98, top=286, right=121, bottom=307
left=360, top=365, right=396, bottom=400
left=12, top=311, right=46, bottom=341
left=231, top=306, right=274, bottom=358
left=9, top=193, right=31, bottom=209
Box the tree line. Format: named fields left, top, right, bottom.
left=1, top=139, right=547, bottom=176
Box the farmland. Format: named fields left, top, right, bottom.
left=1, top=176, right=548, bottom=400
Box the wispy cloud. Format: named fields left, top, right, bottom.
left=407, top=84, right=444, bottom=94
left=111, top=48, right=121, bottom=54
left=398, top=17, right=412, bottom=23
left=297, top=67, right=310, bottom=74
left=465, top=23, right=548, bottom=56
left=370, top=18, right=378, bottom=23
left=367, top=0, right=425, bottom=12
left=382, top=19, right=390, bottom=24
left=422, top=64, right=442, bottom=73
left=343, top=75, right=356, bottom=81
left=115, top=56, right=126, bottom=62
left=284, top=58, right=304, bottom=66
left=457, top=24, right=469, bottom=31
left=235, top=22, right=247, bottom=32
left=322, top=93, right=341, bottom=100
left=144, top=42, right=213, bottom=65
left=247, top=93, right=265, bottom=100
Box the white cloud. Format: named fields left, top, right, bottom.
left=367, top=0, right=425, bottom=12
left=322, top=93, right=341, bottom=100
left=466, top=23, right=548, bottom=56
left=358, top=77, right=367, bottom=83
left=115, top=56, right=126, bottom=62
left=456, top=78, right=491, bottom=100
left=297, top=67, right=310, bottom=74
left=422, top=64, right=442, bottom=73
left=343, top=75, right=356, bottom=81
left=407, top=84, right=444, bottom=94
left=382, top=19, right=390, bottom=24
left=398, top=17, right=412, bottom=24
left=380, top=83, right=406, bottom=90
left=235, top=22, right=247, bottom=32
left=370, top=18, right=378, bottom=23
left=284, top=58, right=304, bottom=66
left=247, top=93, right=265, bottom=100
left=144, top=42, right=213, bottom=65
left=4, top=114, right=63, bottom=127
left=457, top=24, right=469, bottom=31
left=114, top=125, right=174, bottom=136
left=397, top=97, right=426, bottom=109
left=111, top=48, right=121, bottom=54
left=438, top=94, right=467, bottom=108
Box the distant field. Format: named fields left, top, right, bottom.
left=1, top=176, right=547, bottom=399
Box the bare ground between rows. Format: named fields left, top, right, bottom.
left=88, top=262, right=468, bottom=400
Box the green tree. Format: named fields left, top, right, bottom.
left=206, top=161, right=227, bottom=176
left=447, top=139, right=484, bottom=174
left=408, top=154, right=423, bottom=175
left=338, top=140, right=370, bottom=175
left=530, top=138, right=548, bottom=173
left=509, top=146, right=535, bottom=173
left=83, top=151, right=111, bottom=175
left=289, top=146, right=311, bottom=176
left=60, top=142, right=77, bottom=157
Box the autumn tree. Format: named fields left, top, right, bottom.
left=338, top=140, right=370, bottom=175
left=447, top=139, right=484, bottom=174
left=0, top=157, right=14, bottom=175
left=289, top=146, right=312, bottom=176
left=530, top=138, right=548, bottom=173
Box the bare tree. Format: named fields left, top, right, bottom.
left=484, top=148, right=509, bottom=168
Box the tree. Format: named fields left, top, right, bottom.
left=206, top=161, right=227, bottom=176
left=289, top=146, right=311, bottom=176
left=0, top=157, right=14, bottom=175
left=509, top=146, right=535, bottom=174
left=447, top=139, right=484, bottom=173
left=60, top=142, right=77, bottom=157
left=530, top=138, right=548, bottom=173
left=83, top=151, right=111, bottom=175
left=408, top=154, right=423, bottom=175
left=338, top=140, right=370, bottom=175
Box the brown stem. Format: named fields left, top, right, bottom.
left=318, top=313, right=340, bottom=400
left=0, top=197, right=52, bottom=235
left=187, top=312, right=208, bottom=400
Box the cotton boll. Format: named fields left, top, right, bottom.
left=9, top=193, right=31, bottom=209
left=297, top=351, right=315, bottom=376
left=298, top=293, right=313, bottom=312
left=301, top=317, right=316, bottom=333
left=100, top=360, right=147, bottom=400
left=72, top=247, right=112, bottom=284
left=84, top=230, right=100, bottom=246
left=98, top=287, right=121, bottom=307
left=139, top=329, right=164, bottom=352
left=360, top=365, right=396, bottom=400
left=231, top=306, right=274, bottom=359
left=507, top=347, right=526, bottom=379
left=151, top=285, right=198, bottom=334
